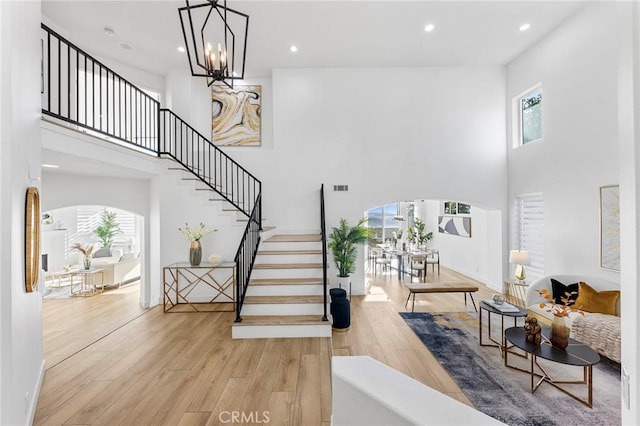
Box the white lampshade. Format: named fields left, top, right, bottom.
left=509, top=250, right=531, bottom=266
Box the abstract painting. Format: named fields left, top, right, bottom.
left=600, top=185, right=620, bottom=271
left=211, top=85, right=261, bottom=146
left=438, top=216, right=471, bottom=238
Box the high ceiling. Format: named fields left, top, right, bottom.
left=42, top=0, right=587, bottom=79
left=41, top=0, right=587, bottom=177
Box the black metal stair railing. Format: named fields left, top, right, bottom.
left=40, top=23, right=262, bottom=318
left=158, top=109, right=261, bottom=218
left=40, top=24, right=159, bottom=154
left=320, top=184, right=328, bottom=321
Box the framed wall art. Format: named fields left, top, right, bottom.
left=211, top=84, right=261, bottom=146
left=438, top=215, right=471, bottom=238
left=600, top=185, right=620, bottom=271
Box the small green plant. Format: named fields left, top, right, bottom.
left=328, top=218, right=373, bottom=277
left=94, top=209, right=121, bottom=248
left=408, top=218, right=433, bottom=245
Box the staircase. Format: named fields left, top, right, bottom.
left=40, top=24, right=331, bottom=339
left=232, top=232, right=332, bottom=338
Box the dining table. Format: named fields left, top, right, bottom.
left=381, top=246, right=429, bottom=281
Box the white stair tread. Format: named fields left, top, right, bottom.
left=258, top=249, right=323, bottom=255
left=264, top=234, right=322, bottom=243
left=249, top=278, right=323, bottom=286
left=243, top=295, right=325, bottom=304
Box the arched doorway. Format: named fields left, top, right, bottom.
left=40, top=204, right=147, bottom=369
left=364, top=199, right=504, bottom=290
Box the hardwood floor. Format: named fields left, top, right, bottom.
left=35, top=266, right=494, bottom=425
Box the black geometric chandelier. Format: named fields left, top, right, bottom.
left=178, top=0, right=249, bottom=88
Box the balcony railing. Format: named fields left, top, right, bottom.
left=41, top=23, right=262, bottom=317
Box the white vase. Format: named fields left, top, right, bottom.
left=336, top=275, right=351, bottom=290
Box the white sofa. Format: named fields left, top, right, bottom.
left=525, top=274, right=621, bottom=362
left=90, top=248, right=141, bottom=287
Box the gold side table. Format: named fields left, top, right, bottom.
left=163, top=262, right=236, bottom=312
left=503, top=280, right=529, bottom=308
left=70, top=269, right=105, bottom=296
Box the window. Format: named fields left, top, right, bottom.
left=514, top=193, right=544, bottom=282
left=68, top=206, right=138, bottom=259
left=514, top=86, right=542, bottom=147
left=366, top=202, right=414, bottom=243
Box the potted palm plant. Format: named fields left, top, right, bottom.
left=328, top=217, right=372, bottom=289
left=94, top=209, right=121, bottom=248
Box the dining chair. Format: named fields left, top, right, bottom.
left=409, top=254, right=427, bottom=283
left=371, top=248, right=390, bottom=275
left=426, top=249, right=440, bottom=275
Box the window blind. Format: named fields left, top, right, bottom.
left=514, top=194, right=544, bottom=282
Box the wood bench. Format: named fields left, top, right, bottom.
left=404, top=282, right=479, bottom=313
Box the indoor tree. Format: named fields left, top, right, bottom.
left=94, top=209, right=121, bottom=248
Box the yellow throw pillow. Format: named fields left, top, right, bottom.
left=574, top=281, right=619, bottom=315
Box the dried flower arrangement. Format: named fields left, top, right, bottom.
left=178, top=222, right=217, bottom=241
left=537, top=288, right=584, bottom=318
left=71, top=242, right=95, bottom=258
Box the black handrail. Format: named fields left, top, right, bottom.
left=234, top=194, right=262, bottom=322
left=40, top=24, right=160, bottom=154
left=320, top=184, right=328, bottom=321
left=158, top=109, right=262, bottom=219
left=41, top=23, right=263, bottom=319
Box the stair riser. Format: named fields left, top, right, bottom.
left=246, top=285, right=325, bottom=297
left=260, top=241, right=322, bottom=251
left=254, top=254, right=323, bottom=264
left=250, top=268, right=324, bottom=279
left=241, top=303, right=326, bottom=316
left=232, top=324, right=332, bottom=339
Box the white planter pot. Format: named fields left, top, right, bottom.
left=335, top=276, right=351, bottom=297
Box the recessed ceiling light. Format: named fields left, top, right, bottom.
left=119, top=42, right=133, bottom=51
left=177, top=46, right=186, bottom=53
left=519, top=23, right=531, bottom=32
left=104, top=27, right=115, bottom=37
left=424, top=24, right=435, bottom=32
left=42, top=164, right=59, bottom=169
left=290, top=45, right=298, bottom=53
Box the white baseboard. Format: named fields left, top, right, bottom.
left=28, top=360, right=46, bottom=426
left=441, top=264, right=500, bottom=292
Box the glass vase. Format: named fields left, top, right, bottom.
left=189, top=240, right=202, bottom=266
left=83, top=256, right=91, bottom=270
left=550, top=315, right=569, bottom=350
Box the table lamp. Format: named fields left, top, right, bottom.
left=509, top=250, right=531, bottom=282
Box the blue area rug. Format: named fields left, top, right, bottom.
left=400, top=312, right=621, bottom=426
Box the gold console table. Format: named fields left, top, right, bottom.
left=163, top=262, right=236, bottom=313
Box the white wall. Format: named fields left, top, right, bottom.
left=168, top=67, right=508, bottom=292
left=507, top=2, right=638, bottom=421
left=419, top=200, right=502, bottom=290
left=0, top=1, right=45, bottom=424
left=506, top=2, right=620, bottom=282
left=617, top=2, right=640, bottom=424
